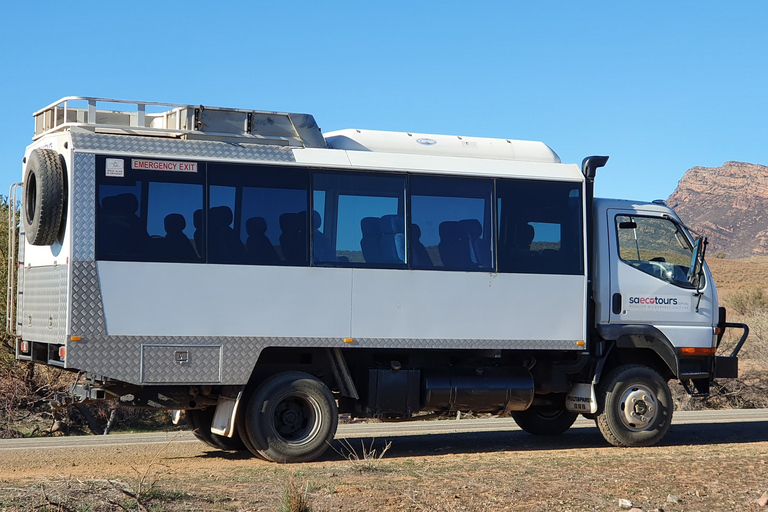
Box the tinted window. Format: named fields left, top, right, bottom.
left=313, top=172, right=406, bottom=266
left=496, top=180, right=583, bottom=275
left=95, top=157, right=203, bottom=262
left=410, top=176, right=493, bottom=271
left=208, top=164, right=310, bottom=266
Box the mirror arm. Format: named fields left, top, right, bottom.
left=692, top=236, right=708, bottom=312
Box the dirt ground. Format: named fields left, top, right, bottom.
left=1, top=414, right=767, bottom=512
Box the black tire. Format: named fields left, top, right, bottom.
left=596, top=364, right=673, bottom=447
left=22, top=149, right=66, bottom=246
left=244, top=371, right=338, bottom=463
left=187, top=408, right=246, bottom=451
left=511, top=397, right=578, bottom=436
left=235, top=386, right=268, bottom=460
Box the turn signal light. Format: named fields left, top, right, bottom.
left=680, top=347, right=716, bottom=356
left=20, top=341, right=29, bottom=353
left=58, top=346, right=66, bottom=359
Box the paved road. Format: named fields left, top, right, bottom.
left=0, top=408, right=766, bottom=452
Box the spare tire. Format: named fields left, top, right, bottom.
left=22, top=149, right=66, bottom=246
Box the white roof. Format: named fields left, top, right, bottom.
left=324, top=129, right=561, bottom=164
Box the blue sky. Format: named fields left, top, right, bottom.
left=1, top=2, right=767, bottom=201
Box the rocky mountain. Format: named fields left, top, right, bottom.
left=666, top=161, right=768, bottom=259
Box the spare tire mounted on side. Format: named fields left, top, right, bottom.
left=23, top=149, right=66, bottom=246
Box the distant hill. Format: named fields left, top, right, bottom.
left=667, top=161, right=768, bottom=259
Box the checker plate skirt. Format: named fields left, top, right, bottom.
left=71, top=132, right=296, bottom=163
left=20, top=265, right=68, bottom=344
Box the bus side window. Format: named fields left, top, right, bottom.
left=496, top=180, right=583, bottom=275
left=410, top=175, right=492, bottom=271
left=95, top=158, right=204, bottom=264
left=313, top=172, right=406, bottom=267
left=209, top=163, right=310, bottom=267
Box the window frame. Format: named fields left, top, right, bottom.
left=495, top=179, right=584, bottom=276
left=614, top=214, right=699, bottom=290
left=94, top=155, right=206, bottom=263
left=311, top=170, right=408, bottom=269
left=409, top=174, right=495, bottom=272
left=93, top=156, right=587, bottom=277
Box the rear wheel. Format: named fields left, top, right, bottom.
left=596, top=364, right=672, bottom=447
left=187, top=408, right=246, bottom=451
left=511, top=396, right=578, bottom=435
left=243, top=371, right=338, bottom=463
left=235, top=386, right=267, bottom=460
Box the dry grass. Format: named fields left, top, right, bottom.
left=723, top=286, right=768, bottom=315
left=332, top=438, right=393, bottom=472
left=280, top=477, right=313, bottom=512
left=700, top=257, right=768, bottom=411
left=706, top=255, right=768, bottom=294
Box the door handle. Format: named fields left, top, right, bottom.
left=612, top=293, right=622, bottom=315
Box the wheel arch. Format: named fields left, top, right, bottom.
left=247, top=346, right=339, bottom=391
left=596, top=325, right=679, bottom=382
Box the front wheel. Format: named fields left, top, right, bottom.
left=596, top=364, right=672, bottom=447
left=511, top=397, right=578, bottom=435
left=243, top=371, right=338, bottom=463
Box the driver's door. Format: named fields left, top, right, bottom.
left=607, top=208, right=716, bottom=348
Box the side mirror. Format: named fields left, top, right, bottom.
left=688, top=236, right=707, bottom=289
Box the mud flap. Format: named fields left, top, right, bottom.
left=566, top=383, right=597, bottom=414
left=210, top=391, right=243, bottom=438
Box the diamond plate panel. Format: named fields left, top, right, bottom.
left=66, top=330, right=585, bottom=386
left=72, top=153, right=96, bottom=261
left=71, top=133, right=296, bottom=162
left=141, top=345, right=221, bottom=383
left=20, top=265, right=68, bottom=343
left=70, top=260, right=106, bottom=336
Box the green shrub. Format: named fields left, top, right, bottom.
left=724, top=286, right=768, bottom=315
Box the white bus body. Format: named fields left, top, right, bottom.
left=9, top=97, right=747, bottom=462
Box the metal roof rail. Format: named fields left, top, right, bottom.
left=32, top=96, right=327, bottom=148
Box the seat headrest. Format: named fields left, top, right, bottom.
left=246, top=216, right=268, bottom=235
left=439, top=220, right=460, bottom=239
left=280, top=212, right=306, bottom=231
left=361, top=217, right=381, bottom=235
left=164, top=213, right=186, bottom=233
left=209, top=206, right=233, bottom=227
left=380, top=215, right=404, bottom=234
left=517, top=224, right=535, bottom=246
left=102, top=193, right=139, bottom=214
left=460, top=218, right=482, bottom=238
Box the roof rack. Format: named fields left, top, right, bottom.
left=32, top=96, right=327, bottom=148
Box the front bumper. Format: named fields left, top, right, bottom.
left=713, top=321, right=749, bottom=379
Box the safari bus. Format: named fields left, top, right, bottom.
left=8, top=97, right=748, bottom=462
